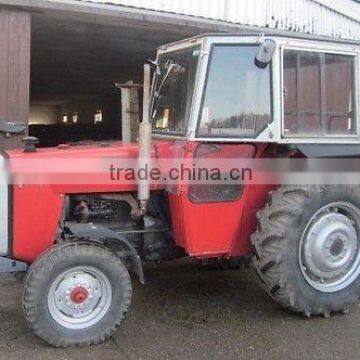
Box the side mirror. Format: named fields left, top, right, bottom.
left=0, top=121, right=27, bottom=135
left=255, top=39, right=276, bottom=69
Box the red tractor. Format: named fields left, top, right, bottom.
left=0, top=33, right=359, bottom=347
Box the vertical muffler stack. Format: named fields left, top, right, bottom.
left=138, top=64, right=152, bottom=214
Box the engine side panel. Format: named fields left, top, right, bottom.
left=12, top=185, right=64, bottom=262
left=7, top=141, right=144, bottom=262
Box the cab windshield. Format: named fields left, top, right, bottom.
left=151, top=46, right=200, bottom=135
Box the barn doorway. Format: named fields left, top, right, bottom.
left=29, top=13, right=199, bottom=147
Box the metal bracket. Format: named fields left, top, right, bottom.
left=0, top=256, right=28, bottom=273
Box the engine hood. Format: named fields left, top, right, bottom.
left=7, top=140, right=141, bottom=159
left=5, top=139, right=182, bottom=191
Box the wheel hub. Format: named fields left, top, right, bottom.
left=48, top=266, right=112, bottom=329
left=330, top=237, right=345, bottom=257
left=70, top=286, right=89, bottom=304
left=300, top=202, right=360, bottom=292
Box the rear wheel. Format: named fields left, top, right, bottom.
left=252, top=185, right=360, bottom=317
left=23, top=242, right=132, bottom=347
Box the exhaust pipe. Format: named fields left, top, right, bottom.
left=138, top=63, right=152, bottom=215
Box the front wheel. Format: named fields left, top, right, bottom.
left=252, top=185, right=360, bottom=317
left=23, top=242, right=132, bottom=347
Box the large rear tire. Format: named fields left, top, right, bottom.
left=23, top=242, right=132, bottom=347
left=252, top=185, right=360, bottom=317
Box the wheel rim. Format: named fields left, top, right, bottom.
left=299, top=202, right=360, bottom=293
left=48, top=266, right=112, bottom=329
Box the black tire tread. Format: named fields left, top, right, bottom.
left=23, top=242, right=132, bottom=347
left=251, top=185, right=358, bottom=317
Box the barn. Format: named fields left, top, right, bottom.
left=0, top=0, right=359, bottom=149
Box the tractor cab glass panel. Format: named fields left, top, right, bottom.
left=198, top=45, right=272, bottom=138
left=283, top=50, right=356, bottom=137
left=151, top=47, right=200, bottom=135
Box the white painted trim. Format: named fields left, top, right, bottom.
left=0, top=155, right=8, bottom=256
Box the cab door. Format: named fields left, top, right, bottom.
left=168, top=142, right=267, bottom=257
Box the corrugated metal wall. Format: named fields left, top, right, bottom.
left=76, top=0, right=360, bottom=40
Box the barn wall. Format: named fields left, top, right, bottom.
left=0, top=9, right=30, bottom=149
left=78, top=0, right=360, bottom=39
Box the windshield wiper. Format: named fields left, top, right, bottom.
left=151, top=63, right=184, bottom=119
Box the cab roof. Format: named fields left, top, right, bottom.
left=159, top=31, right=360, bottom=50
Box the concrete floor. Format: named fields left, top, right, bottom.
left=0, top=259, right=359, bottom=360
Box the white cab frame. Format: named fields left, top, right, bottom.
left=153, top=34, right=360, bottom=144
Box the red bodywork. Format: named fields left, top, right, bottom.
left=7, top=140, right=272, bottom=263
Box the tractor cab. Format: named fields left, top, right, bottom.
left=151, top=34, right=359, bottom=146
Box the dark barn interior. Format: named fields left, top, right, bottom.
left=29, top=13, right=201, bottom=147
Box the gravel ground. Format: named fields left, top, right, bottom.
left=0, top=259, right=359, bottom=360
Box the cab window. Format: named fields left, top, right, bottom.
left=283, top=50, right=356, bottom=137
left=197, top=45, right=272, bottom=138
